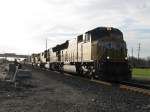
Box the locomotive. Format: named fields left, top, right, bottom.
left=31, top=27, right=132, bottom=81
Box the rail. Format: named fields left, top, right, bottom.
left=120, top=81, right=150, bottom=90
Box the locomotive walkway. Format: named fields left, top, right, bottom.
left=0, top=65, right=149, bottom=112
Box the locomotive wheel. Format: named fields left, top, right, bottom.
left=76, top=66, right=83, bottom=76
left=89, top=72, right=94, bottom=80
left=59, top=64, right=64, bottom=74
left=79, top=68, right=84, bottom=75
left=85, top=66, right=94, bottom=79
left=93, top=74, right=99, bottom=79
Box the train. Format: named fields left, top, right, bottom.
left=31, top=27, right=132, bottom=81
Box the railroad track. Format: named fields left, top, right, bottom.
left=58, top=70, right=150, bottom=96
left=119, top=81, right=150, bottom=96
left=120, top=81, right=150, bottom=90
left=31, top=66, right=150, bottom=96
left=62, top=71, right=150, bottom=96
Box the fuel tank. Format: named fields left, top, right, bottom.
left=63, top=65, right=76, bottom=74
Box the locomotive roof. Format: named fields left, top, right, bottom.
left=52, top=40, right=69, bottom=52
left=85, top=27, right=123, bottom=40
left=85, top=27, right=122, bottom=34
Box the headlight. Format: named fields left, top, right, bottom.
left=125, top=57, right=128, bottom=60
left=107, top=56, right=110, bottom=59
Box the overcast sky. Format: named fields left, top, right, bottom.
left=0, top=0, right=150, bottom=58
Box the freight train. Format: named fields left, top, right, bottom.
left=31, top=27, right=132, bottom=81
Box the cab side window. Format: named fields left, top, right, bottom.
left=62, top=51, right=63, bottom=56
left=85, top=33, right=90, bottom=42
left=77, top=35, right=83, bottom=43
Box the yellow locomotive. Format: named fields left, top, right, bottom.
left=31, top=27, right=131, bottom=81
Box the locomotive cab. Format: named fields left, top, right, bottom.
left=88, top=27, right=131, bottom=81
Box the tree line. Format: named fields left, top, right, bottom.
left=128, top=56, right=150, bottom=68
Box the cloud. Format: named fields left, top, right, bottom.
left=0, top=0, right=149, bottom=57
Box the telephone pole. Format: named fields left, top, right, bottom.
left=132, top=48, right=133, bottom=58
left=46, top=39, right=47, bottom=51
left=46, top=39, right=48, bottom=62
left=137, top=43, right=141, bottom=61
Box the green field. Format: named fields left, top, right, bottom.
left=132, top=68, right=150, bottom=79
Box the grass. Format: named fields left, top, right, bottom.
left=132, top=68, right=150, bottom=79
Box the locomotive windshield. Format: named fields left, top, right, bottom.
left=102, top=41, right=127, bottom=50
left=90, top=28, right=123, bottom=41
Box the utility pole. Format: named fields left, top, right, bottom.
left=132, top=48, right=133, bottom=58
left=137, top=43, right=141, bottom=61
left=46, top=39, right=47, bottom=51
left=46, top=39, right=48, bottom=62
left=131, top=47, right=134, bottom=67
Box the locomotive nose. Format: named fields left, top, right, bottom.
left=97, top=39, right=127, bottom=61
left=105, top=49, right=127, bottom=61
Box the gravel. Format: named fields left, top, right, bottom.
left=0, top=65, right=149, bottom=112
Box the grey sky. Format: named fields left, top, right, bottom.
left=0, top=0, right=149, bottom=58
